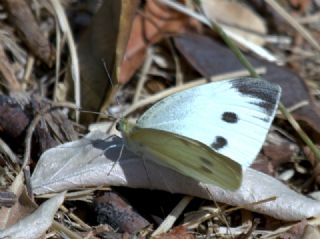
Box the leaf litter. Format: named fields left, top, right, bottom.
left=1, top=0, right=320, bottom=238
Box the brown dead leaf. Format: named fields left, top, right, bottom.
left=263, top=63, right=320, bottom=143
left=0, top=44, right=21, bottom=92
left=0, top=192, right=65, bottom=238
left=3, top=0, right=54, bottom=66
left=290, top=0, right=311, bottom=12
left=0, top=95, right=29, bottom=139
left=69, top=0, right=138, bottom=124
left=252, top=143, right=297, bottom=176
left=201, top=0, right=267, bottom=45
left=250, top=155, right=274, bottom=175
left=0, top=173, right=36, bottom=229
left=0, top=189, right=36, bottom=229
left=156, top=226, right=194, bottom=239
left=263, top=142, right=298, bottom=168
left=0, top=94, right=77, bottom=157
left=251, top=133, right=299, bottom=175
left=174, top=32, right=320, bottom=143
left=279, top=220, right=308, bottom=239
left=119, top=0, right=200, bottom=85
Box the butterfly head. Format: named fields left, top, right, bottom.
left=116, top=118, right=135, bottom=134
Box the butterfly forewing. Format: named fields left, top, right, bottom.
left=136, top=78, right=281, bottom=169
left=127, top=127, right=242, bottom=190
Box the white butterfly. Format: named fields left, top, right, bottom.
left=117, top=78, right=281, bottom=190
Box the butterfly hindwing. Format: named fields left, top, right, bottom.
left=136, top=78, right=281, bottom=168
left=126, top=127, right=242, bottom=190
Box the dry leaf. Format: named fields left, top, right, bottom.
left=0, top=172, right=35, bottom=229
left=31, top=131, right=320, bottom=221
left=67, top=0, right=139, bottom=124
left=157, top=226, right=194, bottom=239
left=290, top=0, right=311, bottom=12
left=252, top=135, right=299, bottom=175
left=201, top=0, right=267, bottom=45
left=279, top=220, right=308, bottom=239
left=0, top=95, right=29, bottom=139
left=0, top=43, right=21, bottom=92
left=0, top=189, right=36, bottom=230
left=0, top=192, right=65, bottom=239
left=0, top=95, right=77, bottom=158
left=301, top=225, right=320, bottom=239
left=3, top=0, right=54, bottom=66
left=119, top=0, right=200, bottom=84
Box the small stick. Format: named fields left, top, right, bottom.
left=152, top=195, right=193, bottom=237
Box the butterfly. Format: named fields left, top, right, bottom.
left=117, top=78, right=281, bottom=190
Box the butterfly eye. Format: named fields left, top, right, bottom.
left=115, top=122, right=121, bottom=131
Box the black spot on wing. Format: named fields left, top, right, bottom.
left=222, top=112, right=238, bottom=123
left=231, top=78, right=280, bottom=116
left=201, top=165, right=213, bottom=174
left=200, top=157, right=214, bottom=166
left=211, top=136, right=227, bottom=150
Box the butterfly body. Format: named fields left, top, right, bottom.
left=118, top=78, right=281, bottom=190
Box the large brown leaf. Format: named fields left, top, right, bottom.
left=67, top=0, right=139, bottom=124
left=119, top=0, right=200, bottom=85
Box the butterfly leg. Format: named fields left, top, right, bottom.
left=87, top=135, right=123, bottom=165
left=141, top=158, right=154, bottom=189
left=107, top=141, right=125, bottom=176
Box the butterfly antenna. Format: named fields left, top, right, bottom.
left=102, top=58, right=114, bottom=87
left=77, top=108, right=117, bottom=121
left=73, top=59, right=118, bottom=122
left=101, top=59, right=126, bottom=176
left=102, top=58, right=122, bottom=116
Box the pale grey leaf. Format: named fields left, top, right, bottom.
left=0, top=192, right=65, bottom=239
left=31, top=131, right=320, bottom=221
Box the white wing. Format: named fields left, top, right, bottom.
left=136, top=78, right=281, bottom=168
